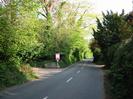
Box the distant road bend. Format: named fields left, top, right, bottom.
left=0, top=60, right=105, bottom=99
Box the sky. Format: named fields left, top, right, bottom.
left=68, top=0, right=133, bottom=14
left=1, top=0, right=132, bottom=14
left=67, top=0, right=133, bottom=40
left=91, top=0, right=133, bottom=14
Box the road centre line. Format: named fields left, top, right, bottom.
left=43, top=96, right=48, bottom=99
left=66, top=77, right=73, bottom=83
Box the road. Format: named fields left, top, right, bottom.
left=0, top=61, right=105, bottom=99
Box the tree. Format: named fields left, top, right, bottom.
left=38, top=1, right=90, bottom=64
left=93, top=11, right=132, bottom=67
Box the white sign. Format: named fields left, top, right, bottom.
left=55, top=53, right=60, bottom=61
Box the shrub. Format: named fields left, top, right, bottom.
left=0, top=62, right=27, bottom=89
left=93, top=11, right=132, bottom=67
left=90, top=39, right=104, bottom=64
left=0, top=62, right=37, bottom=90
left=110, top=39, right=133, bottom=99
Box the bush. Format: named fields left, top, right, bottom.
left=0, top=62, right=37, bottom=90
left=110, top=39, right=133, bottom=99
left=107, top=43, right=120, bottom=66
left=89, top=39, right=104, bottom=64
left=20, top=64, right=37, bottom=80
left=93, top=11, right=132, bottom=67
left=92, top=10, right=133, bottom=99
left=0, top=62, right=27, bottom=89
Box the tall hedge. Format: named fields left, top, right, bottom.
left=110, top=39, right=133, bottom=99
left=92, top=11, right=133, bottom=99
left=93, top=11, right=132, bottom=68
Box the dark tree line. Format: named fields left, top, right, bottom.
left=91, top=11, right=133, bottom=99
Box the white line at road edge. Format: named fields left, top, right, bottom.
left=77, top=70, right=80, bottom=74
left=43, top=96, right=48, bottom=99
left=66, top=77, right=73, bottom=83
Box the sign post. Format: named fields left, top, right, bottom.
left=55, top=53, right=60, bottom=68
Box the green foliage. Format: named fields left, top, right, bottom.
left=0, top=0, right=41, bottom=89
left=110, top=39, right=133, bottom=99
left=0, top=62, right=37, bottom=90
left=93, top=11, right=132, bottom=67
left=0, top=62, right=27, bottom=89
left=107, top=43, right=120, bottom=66
left=0, top=6, right=17, bottom=62
left=89, top=39, right=103, bottom=63
left=38, top=1, right=89, bottom=64
left=20, top=64, right=37, bottom=80
left=92, top=10, right=133, bottom=99
left=0, top=0, right=91, bottom=89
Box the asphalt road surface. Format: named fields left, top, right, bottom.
left=0, top=61, right=105, bottom=99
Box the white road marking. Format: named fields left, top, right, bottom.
left=77, top=70, right=80, bottom=74
left=66, top=77, right=73, bottom=83
left=81, top=67, right=84, bottom=69
left=43, top=96, right=48, bottom=99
